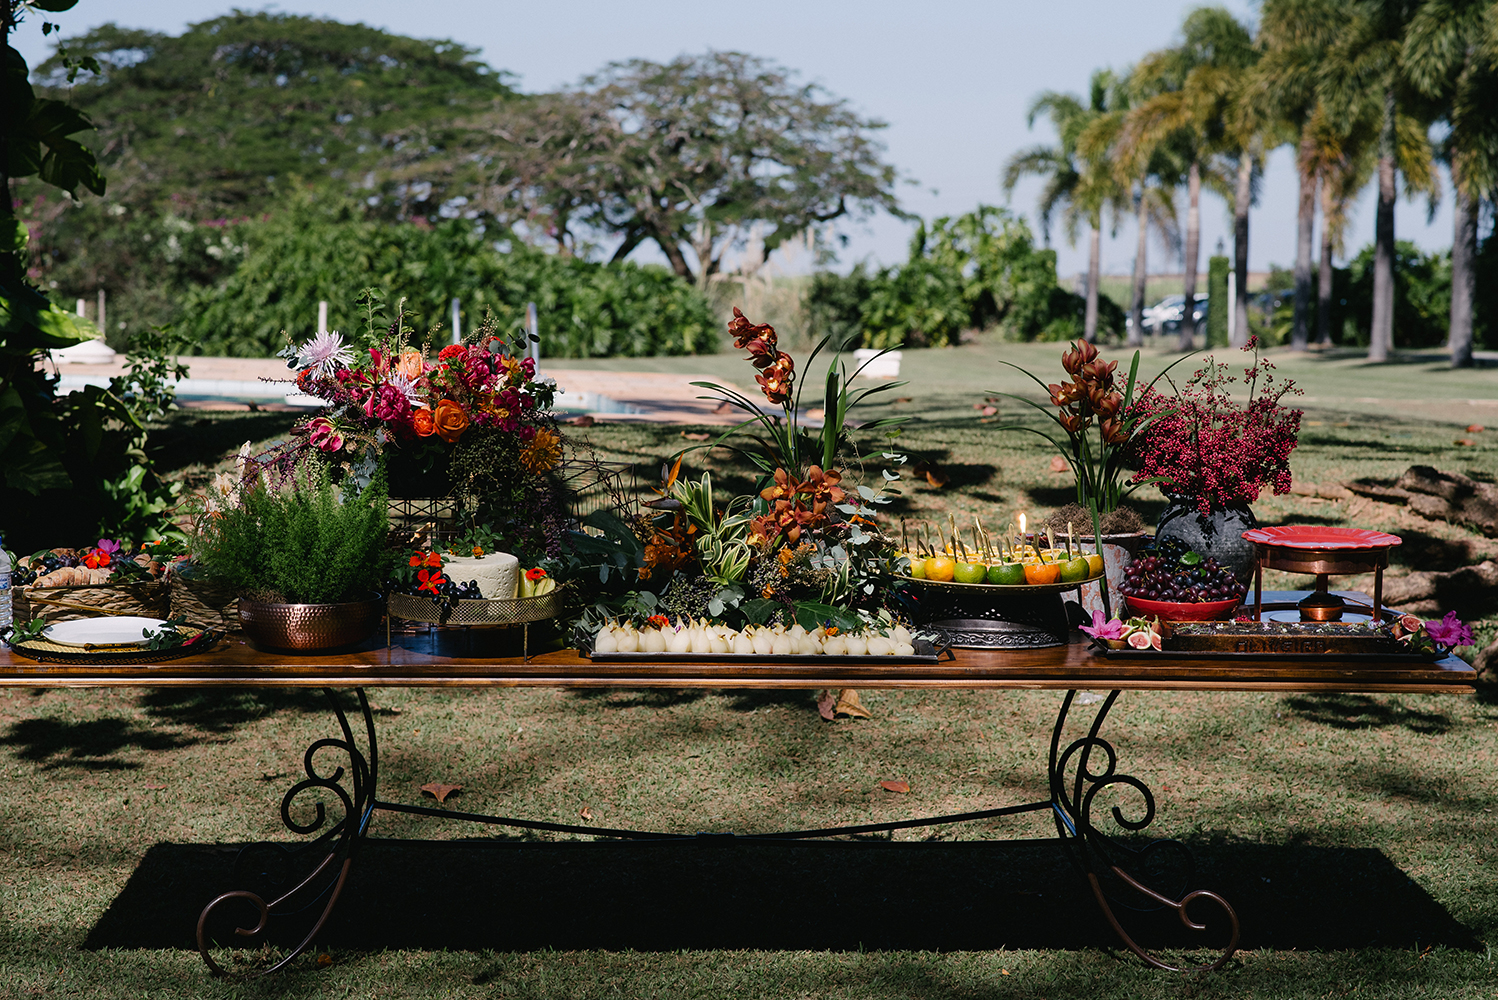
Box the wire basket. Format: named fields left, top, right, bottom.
left=387, top=589, right=565, bottom=627
left=557, top=455, right=638, bottom=522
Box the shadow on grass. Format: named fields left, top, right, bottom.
left=135, top=688, right=334, bottom=733
left=1281, top=693, right=1451, bottom=735
left=568, top=689, right=814, bottom=713
left=84, top=836, right=1479, bottom=955
left=0, top=716, right=199, bottom=770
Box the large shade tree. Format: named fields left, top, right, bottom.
left=452, top=52, right=904, bottom=285
left=1003, top=69, right=1130, bottom=344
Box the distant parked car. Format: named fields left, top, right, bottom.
left=1145, top=294, right=1208, bottom=334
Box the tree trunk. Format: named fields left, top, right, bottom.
left=1450, top=180, right=1476, bottom=369
left=1084, top=224, right=1101, bottom=344
left=1177, top=160, right=1200, bottom=352
left=1316, top=178, right=1335, bottom=347
left=655, top=234, right=697, bottom=284
left=1128, top=184, right=1147, bottom=348
left=1291, top=133, right=1316, bottom=351
left=1232, top=153, right=1251, bottom=349
left=1369, top=88, right=1397, bottom=363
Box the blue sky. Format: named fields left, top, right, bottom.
left=13, top=0, right=1458, bottom=283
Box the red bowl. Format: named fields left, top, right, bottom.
left=1122, top=594, right=1242, bottom=621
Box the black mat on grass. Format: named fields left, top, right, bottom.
left=84, top=836, right=1479, bottom=954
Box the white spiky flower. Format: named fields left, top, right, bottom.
left=387, top=371, right=423, bottom=407
left=296, top=330, right=355, bottom=376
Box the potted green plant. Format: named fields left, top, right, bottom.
left=195, top=460, right=389, bottom=650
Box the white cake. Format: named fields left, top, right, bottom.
left=442, top=552, right=519, bottom=600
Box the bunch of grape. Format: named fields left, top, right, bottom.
left=433, top=578, right=484, bottom=600
left=1121, top=548, right=1243, bottom=603
left=10, top=550, right=79, bottom=587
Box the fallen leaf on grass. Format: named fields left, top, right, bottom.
left=420, top=782, right=463, bottom=804
left=912, top=461, right=948, bottom=488
left=145, top=784, right=167, bottom=791
left=1456, top=439, right=1475, bottom=447
left=895, top=397, right=912, bottom=404
left=978, top=405, right=998, bottom=417
left=879, top=780, right=911, bottom=794
left=816, top=689, right=837, bottom=721
left=1467, top=424, right=1484, bottom=433
left=579, top=806, right=595, bottom=821
left=834, top=689, right=872, bottom=719
left=681, top=431, right=711, bottom=441
left=567, top=414, right=596, bottom=427
left=316, top=954, right=334, bottom=968
left=1050, top=456, right=1069, bottom=473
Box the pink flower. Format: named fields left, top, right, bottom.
left=1079, top=610, right=1128, bottom=641
left=1424, top=611, right=1474, bottom=648
left=308, top=417, right=344, bottom=453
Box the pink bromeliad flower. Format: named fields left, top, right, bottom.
left=1079, top=611, right=1128, bottom=642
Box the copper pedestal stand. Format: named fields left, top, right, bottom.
left=1244, top=528, right=1402, bottom=622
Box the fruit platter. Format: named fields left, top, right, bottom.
left=588, top=617, right=946, bottom=663
left=895, top=517, right=1105, bottom=591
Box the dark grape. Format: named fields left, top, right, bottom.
left=1120, top=548, right=1245, bottom=604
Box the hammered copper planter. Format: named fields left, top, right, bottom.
left=238, top=593, right=385, bottom=651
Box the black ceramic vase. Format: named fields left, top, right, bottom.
left=1155, top=495, right=1258, bottom=582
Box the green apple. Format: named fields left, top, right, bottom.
left=954, top=561, right=988, bottom=584
left=1060, top=556, right=1091, bottom=583
left=987, top=562, right=1027, bottom=586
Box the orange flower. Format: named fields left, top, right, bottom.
left=525, top=567, right=547, bottom=581
left=396, top=350, right=425, bottom=381
left=519, top=427, right=561, bottom=474
left=433, top=399, right=470, bottom=443
left=412, top=408, right=436, bottom=437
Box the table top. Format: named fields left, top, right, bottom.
left=0, top=633, right=1475, bottom=694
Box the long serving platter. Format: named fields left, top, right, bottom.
left=586, top=639, right=952, bottom=665
left=894, top=576, right=1091, bottom=594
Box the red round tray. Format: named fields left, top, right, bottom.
left=1240, top=526, right=1402, bottom=550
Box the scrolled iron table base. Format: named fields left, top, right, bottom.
left=196, top=685, right=1238, bottom=976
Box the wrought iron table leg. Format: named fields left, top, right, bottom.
left=1049, top=690, right=1240, bottom=972
left=196, top=687, right=378, bottom=976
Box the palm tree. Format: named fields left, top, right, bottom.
left=1003, top=70, right=1130, bottom=343
left=1404, top=0, right=1498, bottom=368
left=1122, top=7, right=1259, bottom=353
left=1258, top=0, right=1344, bottom=352
left=1310, top=118, right=1376, bottom=346
left=1317, top=0, right=1435, bottom=362
left=1081, top=70, right=1182, bottom=347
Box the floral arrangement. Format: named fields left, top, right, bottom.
left=992, top=341, right=1186, bottom=516
left=1127, top=337, right=1303, bottom=515
left=282, top=297, right=567, bottom=563
left=1390, top=612, right=1474, bottom=654
left=572, top=309, right=910, bottom=645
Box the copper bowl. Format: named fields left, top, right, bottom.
left=238, top=593, right=385, bottom=651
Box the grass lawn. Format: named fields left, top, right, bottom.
left=4, top=338, right=1495, bottom=997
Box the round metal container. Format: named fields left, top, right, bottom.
left=238, top=593, right=385, bottom=651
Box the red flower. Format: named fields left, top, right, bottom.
left=525, top=567, right=547, bottom=581
left=438, top=344, right=466, bottom=362
left=646, top=614, right=670, bottom=629
left=417, top=568, right=446, bottom=594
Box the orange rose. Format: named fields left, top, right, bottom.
left=396, top=350, right=425, bottom=381
left=433, top=399, right=469, bottom=443
left=412, top=408, right=436, bottom=437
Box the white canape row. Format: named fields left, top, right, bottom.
left=593, top=619, right=917, bottom=656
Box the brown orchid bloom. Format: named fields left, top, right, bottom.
left=760, top=467, right=801, bottom=503
left=729, top=306, right=777, bottom=351
left=1100, top=418, right=1129, bottom=445
left=800, top=465, right=846, bottom=508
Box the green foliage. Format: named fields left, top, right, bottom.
left=1207, top=255, right=1230, bottom=347
left=175, top=201, right=719, bottom=357
left=196, top=462, right=390, bottom=604
left=804, top=206, right=1103, bottom=348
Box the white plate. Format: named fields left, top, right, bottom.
left=1261, top=609, right=1372, bottom=624
left=42, top=616, right=169, bottom=647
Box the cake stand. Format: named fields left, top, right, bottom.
left=1240, top=526, right=1402, bottom=623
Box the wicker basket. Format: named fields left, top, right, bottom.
left=169, top=577, right=242, bottom=633
left=15, top=580, right=171, bottom=626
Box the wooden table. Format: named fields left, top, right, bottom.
left=0, top=601, right=1475, bottom=977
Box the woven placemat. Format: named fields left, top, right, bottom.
left=6, top=627, right=219, bottom=665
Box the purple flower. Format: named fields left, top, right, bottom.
left=1424, top=611, right=1474, bottom=649
left=1079, top=610, right=1128, bottom=641
left=96, top=538, right=122, bottom=556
